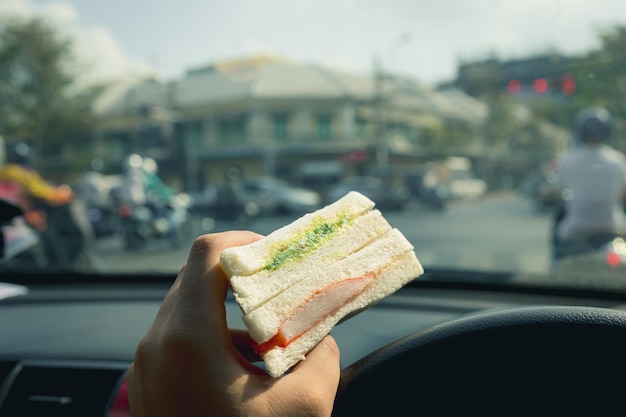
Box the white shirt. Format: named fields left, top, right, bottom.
left=556, top=144, right=626, bottom=241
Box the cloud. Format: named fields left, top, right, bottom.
left=0, top=0, right=157, bottom=85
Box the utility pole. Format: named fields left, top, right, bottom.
left=374, top=56, right=387, bottom=176
left=373, top=32, right=412, bottom=176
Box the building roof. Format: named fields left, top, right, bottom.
left=93, top=55, right=486, bottom=124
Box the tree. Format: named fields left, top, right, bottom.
left=566, top=25, right=626, bottom=149
left=0, top=16, right=97, bottom=174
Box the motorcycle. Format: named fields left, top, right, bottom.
left=551, top=203, right=626, bottom=270
left=118, top=193, right=190, bottom=250
left=86, top=203, right=120, bottom=238
left=552, top=232, right=626, bottom=272
left=0, top=199, right=38, bottom=263
left=0, top=196, right=95, bottom=271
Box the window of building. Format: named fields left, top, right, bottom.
left=185, top=122, right=204, bottom=149
left=218, top=116, right=247, bottom=143
left=317, top=114, right=332, bottom=140
left=354, top=117, right=367, bottom=138
left=273, top=113, right=289, bottom=140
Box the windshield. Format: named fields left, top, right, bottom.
left=2, top=0, right=626, bottom=292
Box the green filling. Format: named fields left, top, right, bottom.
left=264, top=212, right=353, bottom=271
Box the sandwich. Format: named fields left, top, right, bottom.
left=220, top=191, right=424, bottom=377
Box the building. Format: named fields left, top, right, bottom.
left=92, top=55, right=487, bottom=193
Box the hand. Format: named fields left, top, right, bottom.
left=126, top=231, right=341, bottom=417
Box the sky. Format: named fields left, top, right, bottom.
left=2, top=0, right=626, bottom=87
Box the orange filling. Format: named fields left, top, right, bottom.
left=253, top=274, right=375, bottom=354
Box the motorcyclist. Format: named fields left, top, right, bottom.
left=119, top=154, right=147, bottom=207
left=142, top=157, right=181, bottom=247
left=0, top=140, right=92, bottom=269
left=551, top=106, right=626, bottom=261
left=142, top=157, right=176, bottom=207
left=0, top=141, right=73, bottom=231
left=119, top=154, right=181, bottom=248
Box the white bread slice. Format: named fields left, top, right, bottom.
left=220, top=191, right=375, bottom=278
left=227, top=208, right=392, bottom=314
left=260, top=250, right=423, bottom=377
left=243, top=228, right=418, bottom=344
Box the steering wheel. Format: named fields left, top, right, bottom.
left=332, top=305, right=626, bottom=416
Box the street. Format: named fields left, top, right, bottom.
left=92, top=192, right=553, bottom=276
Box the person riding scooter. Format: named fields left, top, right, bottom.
left=0, top=140, right=93, bottom=269
left=550, top=107, right=626, bottom=262
left=0, top=141, right=73, bottom=221
left=142, top=157, right=181, bottom=248
left=118, top=154, right=181, bottom=249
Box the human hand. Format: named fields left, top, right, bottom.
left=126, top=231, right=341, bottom=417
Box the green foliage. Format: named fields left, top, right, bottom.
left=0, top=16, right=99, bottom=174
left=566, top=26, right=626, bottom=149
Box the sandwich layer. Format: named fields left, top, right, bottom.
left=220, top=191, right=375, bottom=278
left=229, top=208, right=392, bottom=313
left=243, top=228, right=416, bottom=344
left=259, top=250, right=424, bottom=377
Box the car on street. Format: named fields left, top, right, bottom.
left=187, top=184, right=218, bottom=213
left=326, top=176, right=410, bottom=211
left=240, top=176, right=322, bottom=215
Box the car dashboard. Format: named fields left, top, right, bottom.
left=1, top=271, right=626, bottom=416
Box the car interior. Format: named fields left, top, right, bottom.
left=2, top=270, right=626, bottom=416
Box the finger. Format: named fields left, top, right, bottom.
left=167, top=231, right=263, bottom=348
left=152, top=263, right=186, bottom=324
left=178, top=231, right=263, bottom=306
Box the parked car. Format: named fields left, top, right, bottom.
left=240, top=177, right=322, bottom=215
left=326, top=176, right=410, bottom=211
left=187, top=184, right=218, bottom=213
left=405, top=168, right=450, bottom=211
left=445, top=157, right=487, bottom=201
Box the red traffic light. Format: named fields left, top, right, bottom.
left=507, top=79, right=521, bottom=94
left=533, top=78, right=549, bottom=93
left=562, top=74, right=576, bottom=95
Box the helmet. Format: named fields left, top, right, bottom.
left=573, top=107, right=613, bottom=144
left=142, top=157, right=158, bottom=174
left=89, top=158, right=105, bottom=172
left=121, top=153, right=143, bottom=174
left=5, top=142, right=33, bottom=166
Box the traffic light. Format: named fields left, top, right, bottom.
left=506, top=75, right=576, bottom=96
left=561, top=74, right=576, bottom=95
left=507, top=79, right=521, bottom=94
left=533, top=78, right=549, bottom=93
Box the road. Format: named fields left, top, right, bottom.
left=92, top=192, right=553, bottom=276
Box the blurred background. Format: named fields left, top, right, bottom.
left=2, top=0, right=626, bottom=278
